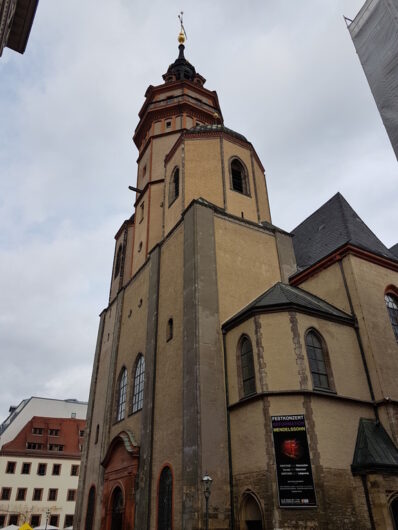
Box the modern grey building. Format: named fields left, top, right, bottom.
left=348, top=0, right=398, bottom=161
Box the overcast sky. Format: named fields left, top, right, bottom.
left=0, top=0, right=397, bottom=422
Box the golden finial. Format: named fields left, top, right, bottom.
left=178, top=11, right=187, bottom=44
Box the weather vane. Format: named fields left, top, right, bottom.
left=178, top=11, right=187, bottom=42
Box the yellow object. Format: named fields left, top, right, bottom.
left=19, top=524, right=33, bottom=530
left=178, top=30, right=185, bottom=44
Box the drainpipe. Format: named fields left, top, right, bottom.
left=222, top=329, right=235, bottom=530
left=338, top=260, right=379, bottom=422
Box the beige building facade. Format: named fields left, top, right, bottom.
left=75, top=34, right=398, bottom=530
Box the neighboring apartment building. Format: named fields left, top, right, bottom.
left=0, top=398, right=87, bottom=528
left=0, top=0, right=39, bottom=57
left=74, top=29, right=398, bottom=530
left=348, top=0, right=398, bottom=161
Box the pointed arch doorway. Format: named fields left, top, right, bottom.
left=240, top=492, right=264, bottom=530
left=101, top=431, right=139, bottom=530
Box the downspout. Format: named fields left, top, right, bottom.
left=222, top=329, right=235, bottom=530
left=361, top=475, right=376, bottom=530
left=338, top=260, right=379, bottom=421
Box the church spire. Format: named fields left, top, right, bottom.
left=162, top=13, right=205, bottom=85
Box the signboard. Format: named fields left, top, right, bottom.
left=271, top=415, right=316, bottom=508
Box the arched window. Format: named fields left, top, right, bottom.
left=132, top=356, right=145, bottom=413
left=385, top=292, right=398, bottom=342
left=116, top=368, right=127, bottom=421
left=94, top=424, right=99, bottom=445
left=111, top=487, right=124, bottom=530
left=114, top=245, right=123, bottom=279
left=158, top=466, right=173, bottom=530
left=167, top=318, right=173, bottom=341
left=390, top=496, right=398, bottom=528
left=305, top=330, right=332, bottom=391
left=240, top=336, right=256, bottom=397
left=84, top=486, right=95, bottom=530
left=230, top=158, right=249, bottom=195
left=169, top=167, right=180, bottom=206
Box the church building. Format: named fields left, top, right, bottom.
left=75, top=28, right=398, bottom=530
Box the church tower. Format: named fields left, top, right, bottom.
left=75, top=22, right=398, bottom=530
left=75, top=27, right=294, bottom=530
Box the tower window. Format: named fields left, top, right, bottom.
left=169, top=167, right=180, bottom=206
left=167, top=318, right=173, bottom=341
left=305, top=330, right=334, bottom=391
left=239, top=336, right=256, bottom=397
left=95, top=424, right=99, bottom=444
left=385, top=292, right=398, bottom=341
left=85, top=487, right=95, bottom=530
left=114, top=244, right=123, bottom=279
left=230, top=158, right=249, bottom=195
left=116, top=367, right=128, bottom=421
left=166, top=120, right=172, bottom=128
left=132, top=355, right=145, bottom=413
left=140, top=202, right=144, bottom=222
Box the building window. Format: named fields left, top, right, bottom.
left=116, top=367, right=128, bottom=421
left=385, top=292, right=398, bottom=341
left=166, top=120, right=172, bottom=128
left=67, top=489, right=76, bottom=502
left=37, top=463, right=47, bottom=476
left=168, top=167, right=180, bottom=206
left=49, top=515, right=59, bottom=527
left=85, top=487, right=96, bottom=530
left=33, top=489, right=43, bottom=501
left=8, top=515, right=18, bottom=526
left=95, top=424, right=100, bottom=444
left=71, top=464, right=80, bottom=476
left=230, top=158, right=249, bottom=195
left=21, top=462, right=31, bottom=474
left=167, top=318, right=173, bottom=341
left=48, top=489, right=58, bottom=501
left=49, top=444, right=64, bottom=451
left=6, top=461, right=16, bottom=474
left=49, top=428, right=60, bottom=436
left=157, top=466, right=173, bottom=530
left=114, top=244, right=123, bottom=279
left=138, top=241, right=143, bottom=253
left=1, top=488, right=11, bottom=500
left=64, top=515, right=74, bottom=528
left=132, top=355, right=145, bottom=413
left=140, top=202, right=144, bottom=222
left=0, top=515, right=6, bottom=527
left=239, top=336, right=256, bottom=397
left=305, top=330, right=333, bottom=391
left=16, top=488, right=27, bottom=501
left=27, top=442, right=43, bottom=450
left=79, top=430, right=85, bottom=438
left=52, top=464, right=61, bottom=476
left=32, top=427, right=43, bottom=435
left=30, top=515, right=41, bottom=527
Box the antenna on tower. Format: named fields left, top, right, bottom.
left=178, top=11, right=187, bottom=41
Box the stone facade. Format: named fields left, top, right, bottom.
left=75, top=39, right=398, bottom=530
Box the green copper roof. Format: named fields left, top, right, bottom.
left=352, top=418, right=398, bottom=474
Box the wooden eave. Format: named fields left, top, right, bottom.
left=6, top=0, right=39, bottom=54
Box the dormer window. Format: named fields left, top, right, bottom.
left=230, top=158, right=249, bottom=196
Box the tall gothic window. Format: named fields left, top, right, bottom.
left=230, top=158, right=249, bottom=195
left=116, top=368, right=127, bottom=421
left=158, top=467, right=173, bottom=530
left=385, top=292, right=398, bottom=342
left=85, top=486, right=95, bottom=530
left=305, top=330, right=332, bottom=391
left=240, top=336, right=256, bottom=397
left=114, top=245, right=123, bottom=279
left=132, top=356, right=145, bottom=413
left=169, top=167, right=180, bottom=206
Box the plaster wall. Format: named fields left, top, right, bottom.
left=214, top=217, right=281, bottom=323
